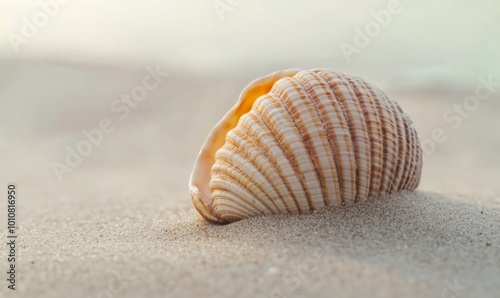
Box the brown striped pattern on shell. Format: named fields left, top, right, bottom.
left=190, top=69, right=422, bottom=223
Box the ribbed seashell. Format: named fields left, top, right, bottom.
left=189, top=69, right=422, bottom=223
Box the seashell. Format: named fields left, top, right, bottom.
left=189, top=69, right=422, bottom=223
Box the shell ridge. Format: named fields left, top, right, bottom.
left=333, top=72, right=372, bottom=203
left=399, top=110, right=416, bottom=190
left=212, top=147, right=273, bottom=216
left=412, top=129, right=423, bottom=188
left=386, top=99, right=407, bottom=192
left=211, top=161, right=268, bottom=217
left=378, top=89, right=412, bottom=192
left=396, top=103, right=422, bottom=189
left=253, top=95, right=309, bottom=213
left=398, top=108, right=420, bottom=190
left=284, top=76, right=333, bottom=208
left=216, top=136, right=281, bottom=213
left=191, top=188, right=220, bottom=222
left=288, top=78, right=329, bottom=208
left=211, top=194, right=258, bottom=221
left=352, top=77, right=386, bottom=198
left=311, top=70, right=357, bottom=204
left=266, top=87, right=316, bottom=212
left=243, top=112, right=300, bottom=213
left=233, top=117, right=292, bottom=213
left=395, top=103, right=414, bottom=191
left=316, top=69, right=359, bottom=204
left=211, top=174, right=264, bottom=217
left=375, top=87, right=417, bottom=190
left=212, top=192, right=259, bottom=221
left=356, top=80, right=397, bottom=194
left=318, top=70, right=373, bottom=204
left=414, top=140, right=423, bottom=188
left=342, top=75, right=383, bottom=200
left=368, top=86, right=406, bottom=192
left=293, top=73, right=343, bottom=206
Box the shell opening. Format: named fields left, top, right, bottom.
left=189, top=69, right=300, bottom=223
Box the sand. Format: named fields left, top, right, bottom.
left=14, top=191, right=499, bottom=298
left=1, top=60, right=499, bottom=298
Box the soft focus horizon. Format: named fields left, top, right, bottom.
left=1, top=0, right=499, bottom=87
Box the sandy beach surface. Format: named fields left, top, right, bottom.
left=1, top=60, right=499, bottom=298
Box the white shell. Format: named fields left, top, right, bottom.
left=189, top=69, right=422, bottom=223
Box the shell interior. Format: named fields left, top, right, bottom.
left=189, top=69, right=300, bottom=222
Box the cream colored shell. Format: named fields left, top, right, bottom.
left=189, top=69, right=422, bottom=223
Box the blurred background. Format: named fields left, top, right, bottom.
left=0, top=0, right=499, bottom=209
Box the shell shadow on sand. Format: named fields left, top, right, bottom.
left=165, top=191, right=500, bottom=297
